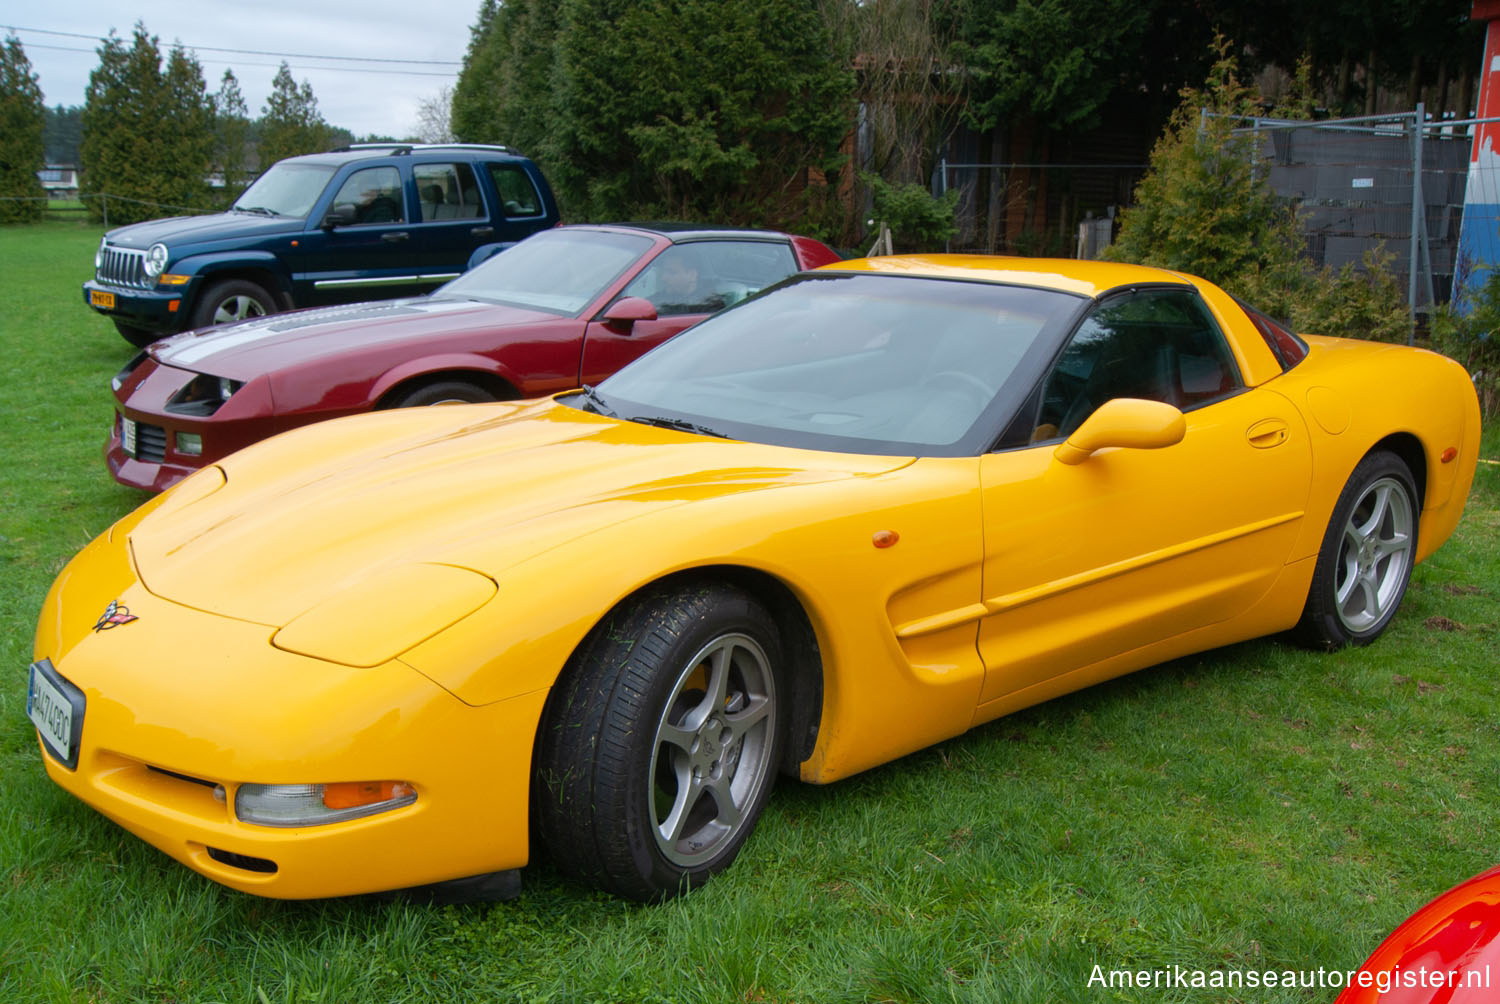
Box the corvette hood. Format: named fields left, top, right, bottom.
left=106, top=212, right=301, bottom=247
left=127, top=399, right=912, bottom=626
left=149, top=297, right=553, bottom=377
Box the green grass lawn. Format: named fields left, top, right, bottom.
left=1, top=220, right=1496, bottom=1003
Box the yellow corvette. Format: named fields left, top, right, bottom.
left=29, top=257, right=1480, bottom=902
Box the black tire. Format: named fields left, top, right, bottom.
left=190, top=279, right=276, bottom=328
left=113, top=320, right=159, bottom=348
left=534, top=582, right=786, bottom=901
left=386, top=380, right=497, bottom=408
left=1293, top=450, right=1420, bottom=649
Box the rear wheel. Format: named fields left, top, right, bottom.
left=191, top=279, right=276, bottom=328
left=534, top=582, right=786, bottom=901
left=113, top=320, right=158, bottom=348
left=1294, top=450, right=1419, bottom=648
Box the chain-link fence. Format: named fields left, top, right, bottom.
left=1229, top=107, right=1500, bottom=316
left=0, top=192, right=220, bottom=226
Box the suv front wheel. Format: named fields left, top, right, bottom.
left=113, top=320, right=159, bottom=348
left=192, top=280, right=277, bottom=329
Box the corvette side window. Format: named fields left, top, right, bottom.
left=1033, top=288, right=1243, bottom=441
left=328, top=166, right=405, bottom=225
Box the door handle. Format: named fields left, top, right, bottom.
left=381, top=232, right=410, bottom=243
left=1246, top=418, right=1289, bottom=448
left=471, top=226, right=494, bottom=238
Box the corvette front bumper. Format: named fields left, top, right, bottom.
left=31, top=542, right=547, bottom=899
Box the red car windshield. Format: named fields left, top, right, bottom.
left=438, top=229, right=653, bottom=316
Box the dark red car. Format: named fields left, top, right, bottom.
left=107, top=224, right=839, bottom=491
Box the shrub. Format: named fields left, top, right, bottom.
left=1431, top=270, right=1500, bottom=417
left=864, top=173, right=957, bottom=253
left=1109, top=38, right=1410, bottom=344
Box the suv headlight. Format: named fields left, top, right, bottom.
left=95, top=238, right=106, bottom=269
left=144, top=243, right=169, bottom=278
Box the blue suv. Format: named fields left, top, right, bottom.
left=84, top=144, right=560, bottom=346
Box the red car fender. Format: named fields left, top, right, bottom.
left=368, top=352, right=532, bottom=406
left=1336, top=865, right=1500, bottom=1003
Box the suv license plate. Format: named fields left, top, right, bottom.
left=28, top=661, right=83, bottom=768
left=90, top=290, right=115, bottom=309
left=121, top=416, right=137, bottom=456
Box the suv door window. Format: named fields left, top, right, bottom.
left=1035, top=287, right=1242, bottom=440
left=485, top=163, right=543, bottom=218
left=328, top=166, right=406, bottom=224
left=618, top=241, right=798, bottom=316
left=415, top=162, right=483, bottom=221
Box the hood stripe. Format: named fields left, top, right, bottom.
left=161, top=299, right=479, bottom=369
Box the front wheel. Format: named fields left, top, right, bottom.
left=191, top=279, right=276, bottom=328
left=1294, top=450, right=1419, bottom=648
left=386, top=380, right=497, bottom=408
left=113, top=320, right=159, bottom=348
left=534, top=582, right=786, bottom=901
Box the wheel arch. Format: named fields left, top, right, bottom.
left=177, top=254, right=294, bottom=311
left=1367, top=431, right=1427, bottom=509
left=535, top=564, right=825, bottom=780
left=372, top=365, right=521, bottom=410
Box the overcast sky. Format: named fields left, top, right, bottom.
left=4, top=3, right=477, bottom=139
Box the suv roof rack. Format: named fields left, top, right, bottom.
left=329, top=142, right=517, bottom=156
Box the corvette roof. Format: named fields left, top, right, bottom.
left=825, top=255, right=1196, bottom=299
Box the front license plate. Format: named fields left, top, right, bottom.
left=90, top=289, right=116, bottom=309
left=121, top=415, right=137, bottom=457
left=27, top=660, right=85, bottom=769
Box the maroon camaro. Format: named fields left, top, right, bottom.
left=106, top=223, right=839, bottom=491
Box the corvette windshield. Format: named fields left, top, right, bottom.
left=595, top=272, right=1082, bottom=456
left=438, top=229, right=653, bottom=315
left=232, top=163, right=336, bottom=218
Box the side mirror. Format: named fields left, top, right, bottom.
left=1053, top=397, right=1186, bottom=465
left=321, top=204, right=357, bottom=230
left=600, top=296, right=658, bottom=330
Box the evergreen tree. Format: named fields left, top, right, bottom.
left=212, top=69, right=253, bottom=203
left=258, top=63, right=332, bottom=165
left=1108, top=40, right=1408, bottom=343
left=456, top=0, right=853, bottom=232
left=79, top=24, right=214, bottom=225
left=0, top=34, right=46, bottom=223
left=44, top=104, right=84, bottom=164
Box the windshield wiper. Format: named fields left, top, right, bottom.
left=233, top=205, right=278, bottom=216
left=576, top=384, right=616, bottom=417
left=629, top=415, right=728, bottom=439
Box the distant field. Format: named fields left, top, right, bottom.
left=1, top=218, right=1496, bottom=1003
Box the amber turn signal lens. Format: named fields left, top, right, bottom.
left=872, top=530, right=900, bottom=549
left=1441, top=447, right=1458, bottom=463
left=322, top=780, right=415, bottom=810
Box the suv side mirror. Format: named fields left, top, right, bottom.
left=600, top=296, right=658, bottom=330
left=321, top=205, right=358, bottom=230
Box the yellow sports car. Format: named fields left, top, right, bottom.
left=29, top=256, right=1480, bottom=902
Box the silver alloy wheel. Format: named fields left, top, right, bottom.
left=211, top=295, right=267, bottom=324
left=648, top=632, right=777, bottom=868
left=1334, top=475, right=1415, bottom=633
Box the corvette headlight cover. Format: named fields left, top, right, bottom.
left=272, top=563, right=496, bottom=667
left=236, top=781, right=417, bottom=827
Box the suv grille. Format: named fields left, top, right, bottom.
left=97, top=244, right=151, bottom=289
